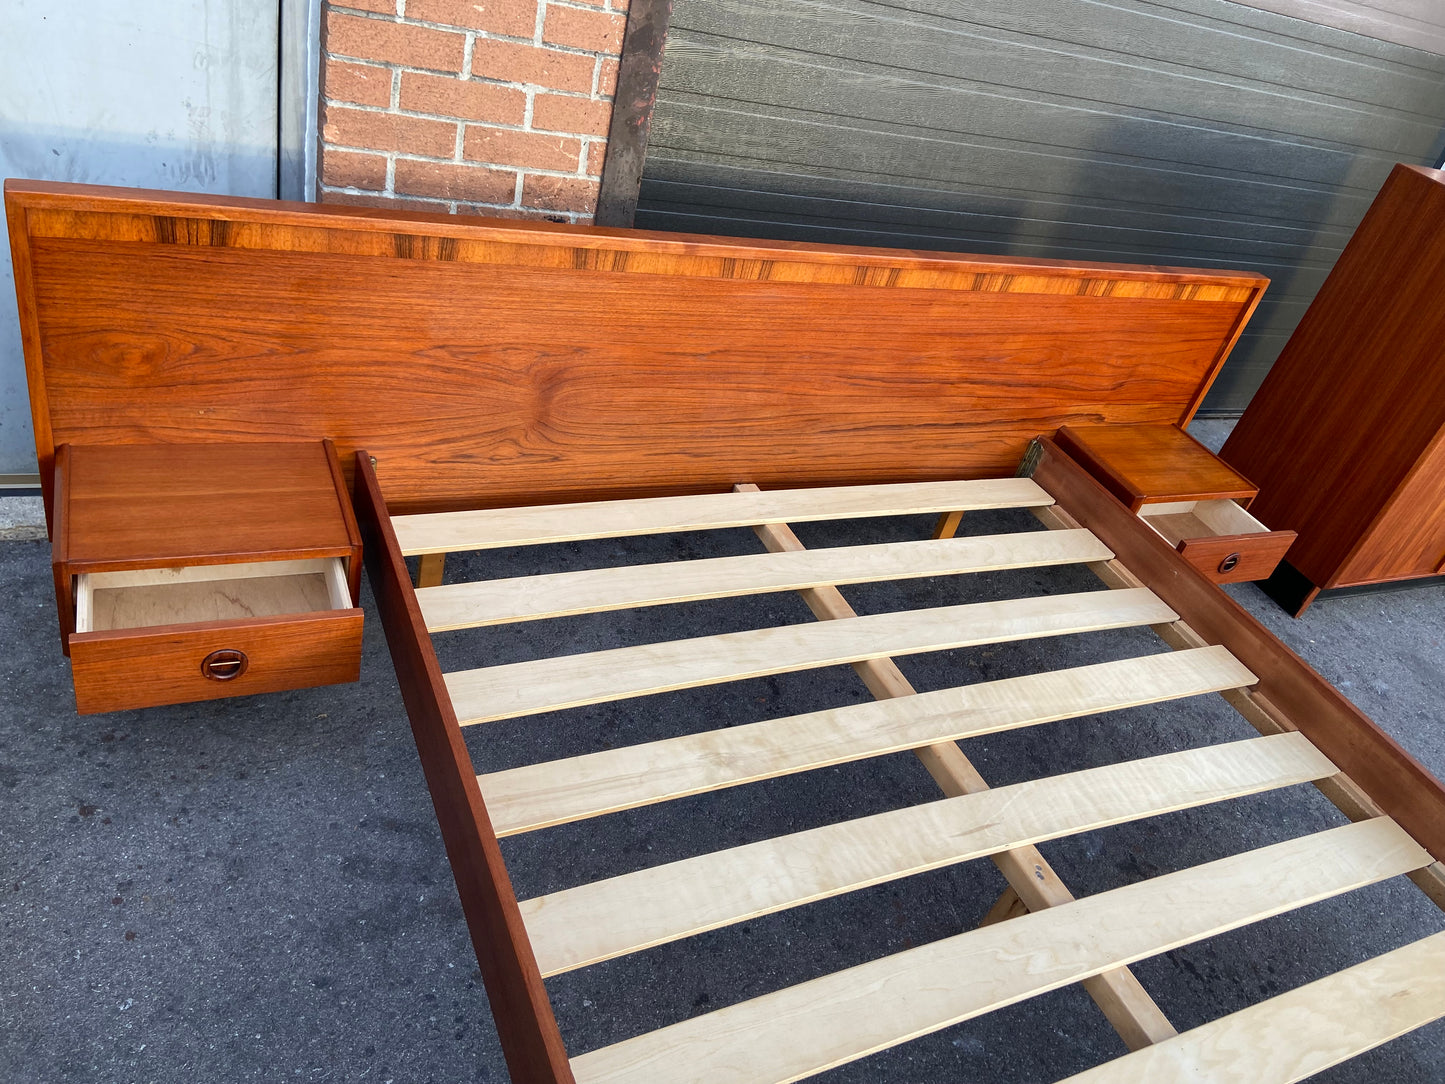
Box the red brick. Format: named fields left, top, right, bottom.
left=586, top=139, right=606, bottom=177
left=610, top=0, right=629, bottom=11
left=325, top=11, right=465, bottom=73
left=323, top=60, right=393, bottom=108
left=471, top=39, right=595, bottom=93
left=405, top=0, right=536, bottom=36
left=597, top=56, right=618, bottom=96
left=531, top=92, right=611, bottom=136
left=331, top=0, right=396, bottom=13
left=394, top=159, right=518, bottom=202
left=400, top=72, right=526, bottom=125
left=324, top=105, right=458, bottom=157
left=542, top=5, right=624, bottom=53
left=320, top=149, right=390, bottom=190
left=521, top=172, right=599, bottom=213
left=464, top=125, right=581, bottom=171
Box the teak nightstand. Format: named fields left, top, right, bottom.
left=1055, top=423, right=1295, bottom=585
left=51, top=441, right=364, bottom=714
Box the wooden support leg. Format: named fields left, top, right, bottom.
left=417, top=552, right=446, bottom=588
left=978, top=886, right=1028, bottom=928
left=931, top=510, right=964, bottom=539
left=735, top=483, right=1178, bottom=1052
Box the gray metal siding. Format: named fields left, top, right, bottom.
left=635, top=0, right=1445, bottom=411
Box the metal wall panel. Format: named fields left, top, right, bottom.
left=1, top=0, right=283, bottom=477
left=635, top=0, right=1445, bottom=412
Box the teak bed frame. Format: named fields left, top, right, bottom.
left=8, top=180, right=1445, bottom=1083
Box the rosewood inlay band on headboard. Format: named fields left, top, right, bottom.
left=6, top=180, right=1266, bottom=520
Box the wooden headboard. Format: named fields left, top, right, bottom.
left=6, top=180, right=1266, bottom=518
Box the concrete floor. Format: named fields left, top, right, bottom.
left=4, top=429, right=1444, bottom=1083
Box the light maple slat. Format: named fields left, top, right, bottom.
left=392, top=477, right=1053, bottom=556
left=569, top=818, right=1431, bottom=1084
left=482, top=645, right=1256, bottom=836
left=738, top=484, right=1175, bottom=1050
left=1060, top=930, right=1445, bottom=1084
left=418, top=528, right=1111, bottom=631
left=446, top=587, right=1177, bottom=725
left=523, top=732, right=1336, bottom=976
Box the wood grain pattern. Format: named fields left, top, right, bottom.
left=49, top=444, right=73, bottom=650
left=738, top=484, right=1178, bottom=1051
left=1030, top=496, right=1445, bottom=914
left=5, top=181, right=1264, bottom=518
left=1221, top=164, right=1445, bottom=595
left=481, top=646, right=1256, bottom=836
left=68, top=609, right=362, bottom=714
left=84, top=569, right=333, bottom=632
left=444, top=587, right=1177, bottom=724
left=1060, top=930, right=1445, bottom=1083
left=352, top=452, right=576, bottom=1084
left=420, top=528, right=1110, bottom=630
left=569, top=818, right=1429, bottom=1084
left=323, top=438, right=365, bottom=604
left=416, top=552, right=446, bottom=589
left=60, top=442, right=358, bottom=572
left=1172, top=532, right=1296, bottom=585
left=1055, top=424, right=1258, bottom=511
left=523, top=733, right=1334, bottom=975
left=637, top=0, right=1445, bottom=411
left=593, top=0, right=673, bottom=227
left=1031, top=437, right=1445, bottom=864
left=1140, top=498, right=1266, bottom=540
left=394, top=478, right=1052, bottom=555
left=1139, top=500, right=1296, bottom=584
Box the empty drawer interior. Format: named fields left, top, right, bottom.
left=1138, top=498, right=1269, bottom=545
left=74, top=558, right=351, bottom=633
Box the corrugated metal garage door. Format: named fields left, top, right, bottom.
left=634, top=0, right=1445, bottom=412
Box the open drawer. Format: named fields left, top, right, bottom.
left=69, top=558, right=363, bottom=714
left=1138, top=499, right=1296, bottom=584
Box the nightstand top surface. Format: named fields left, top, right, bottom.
left=60, top=442, right=355, bottom=571
left=1055, top=424, right=1258, bottom=510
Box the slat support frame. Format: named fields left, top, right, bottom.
left=1024, top=438, right=1445, bottom=912
left=733, top=482, right=1180, bottom=1051
left=365, top=444, right=1445, bottom=1084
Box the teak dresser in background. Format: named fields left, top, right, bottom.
left=1223, top=163, right=1445, bottom=615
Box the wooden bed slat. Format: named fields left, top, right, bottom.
left=568, top=818, right=1430, bottom=1084
left=392, top=477, right=1053, bottom=556
left=446, top=587, right=1177, bottom=725
left=1030, top=438, right=1445, bottom=867
left=418, top=528, right=1112, bottom=631
left=482, top=646, right=1256, bottom=836
left=737, top=485, right=1177, bottom=1049
left=523, top=732, right=1335, bottom=976
left=1060, top=930, right=1445, bottom=1084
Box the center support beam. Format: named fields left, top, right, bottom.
left=734, top=483, right=1178, bottom=1052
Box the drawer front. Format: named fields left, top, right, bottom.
left=69, top=609, right=363, bottom=714
left=1175, top=530, right=1296, bottom=585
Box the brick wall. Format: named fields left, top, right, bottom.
left=318, top=0, right=626, bottom=222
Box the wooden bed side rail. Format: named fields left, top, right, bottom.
left=1029, top=437, right=1445, bottom=867
left=352, top=451, right=576, bottom=1084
